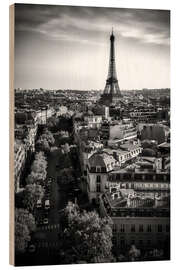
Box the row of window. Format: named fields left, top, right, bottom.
left=110, top=173, right=170, bottom=182
left=117, top=149, right=141, bottom=161
left=96, top=176, right=169, bottom=188
left=115, top=238, right=166, bottom=248
left=115, top=224, right=170, bottom=233
left=91, top=166, right=106, bottom=173
left=109, top=182, right=169, bottom=189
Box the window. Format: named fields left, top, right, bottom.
left=120, top=239, right=125, bottom=247
left=126, top=174, right=131, bottom=180
left=158, top=239, right=162, bottom=247
left=158, top=224, right=163, bottom=233
left=139, top=240, right=143, bottom=246
left=96, top=175, right=101, bottom=183
left=166, top=224, right=170, bottom=232
left=96, top=184, right=101, bottom=192
left=96, top=167, right=101, bottom=173
left=112, top=224, right=116, bottom=233
left=131, top=239, right=135, bottom=245
left=131, top=224, right=136, bottom=232
left=101, top=167, right=106, bottom=173
left=147, top=239, right=151, bottom=246
left=147, top=224, right=152, bottom=232
left=139, top=224, right=143, bottom=232
left=120, top=224, right=125, bottom=232
left=134, top=174, right=142, bottom=181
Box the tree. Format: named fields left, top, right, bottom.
left=26, top=174, right=36, bottom=185
left=57, top=168, right=74, bottom=186
left=59, top=202, right=114, bottom=264
left=15, top=208, right=36, bottom=233
left=35, top=151, right=47, bottom=162
left=15, top=208, right=36, bottom=254
left=128, top=245, right=141, bottom=261
left=36, top=138, right=50, bottom=154
left=23, top=184, right=44, bottom=212
left=63, top=143, right=70, bottom=154
left=41, top=129, right=55, bottom=146
left=47, top=116, right=59, bottom=132
left=26, top=151, right=47, bottom=185
left=32, top=159, right=47, bottom=172
left=15, top=222, right=30, bottom=254
left=33, top=151, right=47, bottom=172
left=29, top=170, right=47, bottom=185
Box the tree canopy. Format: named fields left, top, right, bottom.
left=15, top=208, right=36, bottom=254
left=36, top=138, right=50, bottom=154
left=26, top=151, right=47, bottom=185
left=59, top=202, right=114, bottom=264
left=23, top=184, right=44, bottom=212
left=36, top=129, right=55, bottom=154
left=41, top=129, right=55, bottom=146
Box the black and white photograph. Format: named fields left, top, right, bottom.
left=11, top=2, right=170, bottom=266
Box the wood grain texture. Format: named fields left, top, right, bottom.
left=9, top=4, right=15, bottom=266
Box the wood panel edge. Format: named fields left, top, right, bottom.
left=9, top=3, right=15, bottom=266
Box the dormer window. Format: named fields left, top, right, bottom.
left=91, top=166, right=96, bottom=172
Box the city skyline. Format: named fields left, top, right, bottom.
left=15, top=4, right=170, bottom=90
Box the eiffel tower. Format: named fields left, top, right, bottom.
left=100, top=29, right=122, bottom=105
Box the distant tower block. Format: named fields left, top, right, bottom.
left=100, top=30, right=122, bottom=105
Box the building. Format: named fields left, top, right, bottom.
left=92, top=105, right=109, bottom=119
left=36, top=106, right=55, bottom=125
left=99, top=189, right=170, bottom=256
left=91, top=150, right=170, bottom=255
left=14, top=140, right=26, bottom=192
left=100, top=119, right=137, bottom=145
left=87, top=151, right=116, bottom=202
left=129, top=108, right=157, bottom=123
left=56, top=105, right=68, bottom=116
left=86, top=142, right=143, bottom=202
left=139, top=124, right=170, bottom=144
left=83, top=110, right=103, bottom=129
left=99, top=186, right=170, bottom=256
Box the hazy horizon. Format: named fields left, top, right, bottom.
left=15, top=4, right=170, bottom=90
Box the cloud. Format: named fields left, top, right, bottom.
left=15, top=4, right=170, bottom=46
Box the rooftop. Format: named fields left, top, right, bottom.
left=158, top=142, right=170, bottom=149
left=101, top=187, right=170, bottom=211
left=88, top=152, right=116, bottom=168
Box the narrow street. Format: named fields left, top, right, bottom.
left=16, top=136, right=86, bottom=266
left=47, top=148, right=67, bottom=224
left=21, top=146, right=71, bottom=265
left=33, top=148, right=68, bottom=246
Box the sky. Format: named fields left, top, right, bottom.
left=14, top=4, right=170, bottom=90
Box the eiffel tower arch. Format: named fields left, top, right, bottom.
left=100, top=30, right=122, bottom=106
